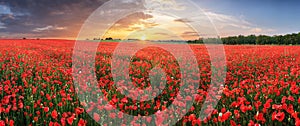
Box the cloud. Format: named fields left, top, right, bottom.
left=114, top=12, right=154, bottom=27
left=174, top=18, right=192, bottom=23
left=121, top=0, right=136, bottom=3
left=0, top=22, right=6, bottom=29
left=0, top=0, right=279, bottom=39
left=55, top=26, right=67, bottom=30
left=0, top=0, right=109, bottom=39
left=50, top=11, right=65, bottom=16
left=144, top=0, right=185, bottom=10
left=108, top=12, right=158, bottom=32
left=0, top=32, right=37, bottom=39
left=33, top=26, right=54, bottom=32
left=1, top=14, right=15, bottom=20
left=205, top=11, right=251, bottom=29
left=0, top=5, right=12, bottom=15
left=33, top=25, right=67, bottom=32
left=204, top=11, right=277, bottom=36
left=250, top=28, right=275, bottom=33
left=181, top=31, right=198, bottom=37
left=154, top=32, right=170, bottom=36
left=250, top=28, right=263, bottom=33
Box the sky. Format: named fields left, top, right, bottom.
left=0, top=0, right=300, bottom=40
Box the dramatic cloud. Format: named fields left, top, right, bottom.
left=112, top=12, right=156, bottom=30
left=0, top=0, right=109, bottom=39
left=102, top=12, right=160, bottom=39
left=0, top=0, right=281, bottom=39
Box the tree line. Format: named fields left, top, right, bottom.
left=187, top=32, right=300, bottom=45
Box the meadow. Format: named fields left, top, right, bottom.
left=0, top=39, right=299, bottom=126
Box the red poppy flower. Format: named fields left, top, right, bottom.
left=67, top=116, right=74, bottom=125
left=51, top=110, right=58, bottom=119
left=146, top=117, right=152, bottom=123
left=287, top=96, right=295, bottom=102
left=291, top=111, right=299, bottom=119
left=44, top=107, right=49, bottom=113
left=263, top=102, right=271, bottom=109
left=54, top=122, right=60, bottom=126
left=118, top=112, right=123, bottom=119
left=78, top=119, right=86, bottom=126
left=188, top=114, right=196, bottom=121
left=272, top=111, right=285, bottom=122
left=296, top=119, right=300, bottom=126
left=18, top=102, right=23, bottom=109
left=155, top=111, right=164, bottom=125
left=248, top=120, right=255, bottom=126
left=109, top=113, right=116, bottom=119
left=240, top=104, right=248, bottom=113
left=9, top=120, right=14, bottom=126
left=255, top=113, right=265, bottom=122
left=49, top=121, right=53, bottom=126
left=93, top=113, right=100, bottom=122
left=230, top=120, right=237, bottom=126
left=221, top=108, right=226, bottom=113
left=218, top=111, right=231, bottom=122
left=0, top=120, right=5, bottom=126
left=75, top=107, right=84, bottom=115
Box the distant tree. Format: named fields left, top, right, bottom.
left=105, top=37, right=113, bottom=40
left=291, top=33, right=297, bottom=45
left=187, top=38, right=204, bottom=44
left=238, top=35, right=245, bottom=44
left=188, top=32, right=300, bottom=45
left=275, top=35, right=284, bottom=45
left=256, top=35, right=266, bottom=45
left=248, top=35, right=256, bottom=45
left=297, top=32, right=300, bottom=44
left=284, top=34, right=292, bottom=45
left=93, top=38, right=101, bottom=40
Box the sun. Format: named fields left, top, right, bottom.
left=140, top=34, right=147, bottom=41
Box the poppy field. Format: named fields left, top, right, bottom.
left=0, top=39, right=300, bottom=126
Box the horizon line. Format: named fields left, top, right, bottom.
left=1, top=31, right=300, bottom=41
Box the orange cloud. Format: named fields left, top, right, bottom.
left=102, top=12, right=200, bottom=40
